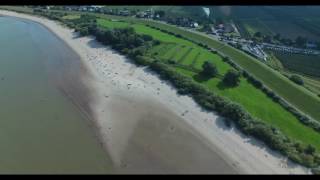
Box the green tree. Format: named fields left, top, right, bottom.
left=202, top=61, right=218, bottom=77
left=223, top=69, right=241, bottom=87
left=254, top=31, right=262, bottom=38
left=295, top=36, right=307, bottom=47
left=305, top=144, right=316, bottom=155
left=263, top=35, right=272, bottom=43
left=290, top=75, right=304, bottom=85
left=273, top=33, right=281, bottom=41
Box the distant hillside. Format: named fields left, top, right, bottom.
left=207, top=6, right=320, bottom=41
left=105, top=6, right=209, bottom=22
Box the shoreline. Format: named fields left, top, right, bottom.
left=0, top=10, right=310, bottom=174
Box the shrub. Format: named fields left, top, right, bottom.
left=141, top=34, right=153, bottom=41
left=153, top=40, right=161, bottom=46
left=311, top=167, right=320, bottom=174
left=175, top=34, right=182, bottom=38
left=134, top=55, right=153, bottom=66
left=201, top=61, right=218, bottom=78
left=211, top=50, right=218, bottom=54
left=290, top=75, right=304, bottom=85
left=168, top=60, right=176, bottom=64
left=305, top=144, right=317, bottom=155
left=222, top=69, right=241, bottom=87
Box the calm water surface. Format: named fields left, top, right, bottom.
left=0, top=16, right=113, bottom=174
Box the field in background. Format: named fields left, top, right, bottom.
left=271, top=51, right=320, bottom=78
left=216, top=6, right=320, bottom=41
left=265, top=50, right=320, bottom=96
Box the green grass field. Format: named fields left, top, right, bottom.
left=235, top=18, right=320, bottom=41
left=97, top=18, right=320, bottom=151
left=302, top=76, right=320, bottom=95
left=226, top=6, right=320, bottom=41
left=265, top=51, right=320, bottom=97
left=62, top=14, right=80, bottom=20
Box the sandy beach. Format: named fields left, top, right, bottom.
left=0, top=10, right=311, bottom=174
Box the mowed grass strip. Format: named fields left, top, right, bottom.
left=181, top=49, right=199, bottom=66
left=190, top=52, right=201, bottom=68
left=168, top=46, right=183, bottom=60
left=163, top=45, right=181, bottom=60
left=147, top=44, right=165, bottom=56
left=173, top=46, right=191, bottom=62
left=177, top=47, right=193, bottom=63
left=156, top=43, right=176, bottom=60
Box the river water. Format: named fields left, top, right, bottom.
left=0, top=16, right=113, bottom=174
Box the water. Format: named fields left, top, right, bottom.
left=0, top=16, right=112, bottom=174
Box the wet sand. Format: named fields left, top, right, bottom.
left=0, top=10, right=310, bottom=174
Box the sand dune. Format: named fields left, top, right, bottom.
left=0, top=10, right=310, bottom=174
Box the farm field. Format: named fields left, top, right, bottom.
left=302, top=76, right=320, bottom=96
left=97, top=18, right=320, bottom=151
left=271, top=51, right=320, bottom=78
left=283, top=70, right=320, bottom=97
left=238, top=18, right=274, bottom=37
left=234, top=18, right=320, bottom=41
left=218, top=6, right=320, bottom=41
left=265, top=50, right=320, bottom=96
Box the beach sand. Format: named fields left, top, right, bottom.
left=0, top=10, right=310, bottom=174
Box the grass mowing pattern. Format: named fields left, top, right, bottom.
left=181, top=49, right=198, bottom=66
left=168, top=46, right=182, bottom=60
left=173, top=46, right=190, bottom=62
left=163, top=45, right=180, bottom=60
left=177, top=47, right=193, bottom=63
left=156, top=43, right=176, bottom=60
left=190, top=52, right=201, bottom=68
